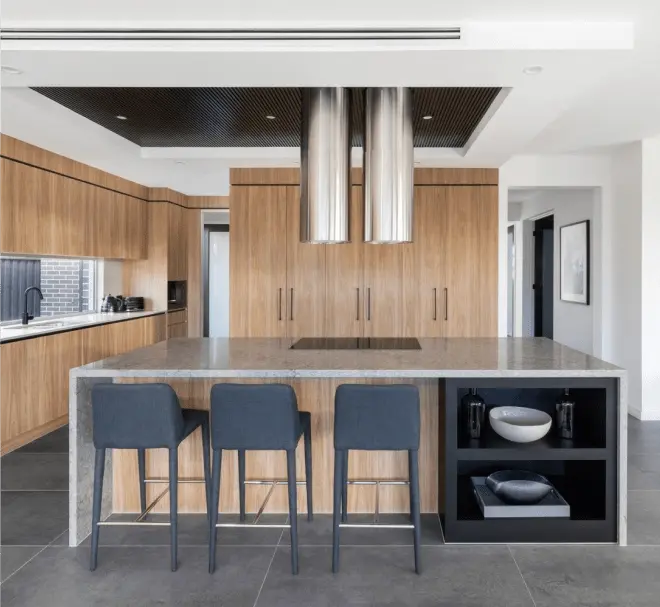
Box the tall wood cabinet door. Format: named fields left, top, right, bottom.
left=230, top=186, right=287, bottom=337
left=363, top=239, right=405, bottom=337
left=325, top=186, right=364, bottom=337
left=444, top=186, right=498, bottom=337
left=403, top=187, right=448, bottom=337
left=168, top=204, right=188, bottom=280
left=285, top=186, right=327, bottom=338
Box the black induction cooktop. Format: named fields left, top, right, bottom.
left=290, top=337, right=421, bottom=350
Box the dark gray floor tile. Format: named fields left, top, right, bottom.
left=15, top=426, right=68, bottom=454
left=627, top=490, right=660, bottom=545
left=511, top=545, right=660, bottom=607
left=628, top=453, right=660, bottom=490
left=0, top=546, right=272, bottom=607
left=292, top=513, right=443, bottom=546
left=628, top=418, right=660, bottom=454
left=0, top=546, right=44, bottom=582
left=78, top=513, right=286, bottom=547
left=1, top=453, right=68, bottom=491
left=1, top=491, right=68, bottom=546
left=256, top=545, right=533, bottom=607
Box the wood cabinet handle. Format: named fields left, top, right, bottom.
left=433, top=288, right=437, bottom=321
left=356, top=288, right=360, bottom=321
left=290, top=288, right=294, bottom=321
left=367, top=288, right=371, bottom=321
left=278, top=288, right=283, bottom=321
left=444, top=287, right=448, bottom=321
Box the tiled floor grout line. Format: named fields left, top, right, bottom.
left=1, top=529, right=68, bottom=586
left=507, top=545, right=538, bottom=607
left=252, top=518, right=287, bottom=607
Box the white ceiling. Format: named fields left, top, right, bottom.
left=0, top=0, right=658, bottom=194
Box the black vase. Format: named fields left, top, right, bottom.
left=556, top=388, right=575, bottom=439
left=462, top=388, right=486, bottom=439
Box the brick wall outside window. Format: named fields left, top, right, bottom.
left=40, top=259, right=95, bottom=317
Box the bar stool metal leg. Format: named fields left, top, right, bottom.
left=409, top=449, right=421, bottom=574
left=341, top=450, right=348, bottom=523
left=201, top=422, right=212, bottom=520
left=137, top=448, right=147, bottom=514
left=304, top=423, right=313, bottom=521
left=169, top=448, right=178, bottom=572
left=332, top=449, right=344, bottom=573
left=286, top=449, right=299, bottom=575
left=238, top=450, right=246, bottom=522
left=208, top=449, right=222, bottom=574
left=89, top=448, right=106, bottom=572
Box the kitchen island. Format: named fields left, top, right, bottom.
left=69, top=337, right=626, bottom=547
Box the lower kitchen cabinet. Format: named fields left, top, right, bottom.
left=0, top=314, right=166, bottom=455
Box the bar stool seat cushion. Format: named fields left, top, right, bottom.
left=334, top=384, right=420, bottom=451
left=210, top=383, right=306, bottom=450
left=92, top=383, right=208, bottom=450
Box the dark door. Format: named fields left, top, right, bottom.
left=533, top=215, right=554, bottom=339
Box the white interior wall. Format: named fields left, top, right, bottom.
left=499, top=153, right=611, bottom=359
left=641, top=138, right=660, bottom=420
left=513, top=189, right=597, bottom=355
left=610, top=143, right=643, bottom=417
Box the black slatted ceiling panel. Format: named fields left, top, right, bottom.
left=32, top=87, right=501, bottom=148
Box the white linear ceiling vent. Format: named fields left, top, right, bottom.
left=0, top=27, right=462, bottom=41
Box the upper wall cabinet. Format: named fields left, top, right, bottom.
left=0, top=157, right=148, bottom=260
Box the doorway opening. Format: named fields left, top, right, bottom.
left=203, top=221, right=230, bottom=337
left=533, top=214, right=554, bottom=339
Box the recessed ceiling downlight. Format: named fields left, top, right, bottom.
left=1, top=66, right=23, bottom=75
left=423, top=115, right=433, bottom=120
left=523, top=65, right=543, bottom=76
left=266, top=115, right=276, bottom=120
left=116, top=115, right=128, bottom=120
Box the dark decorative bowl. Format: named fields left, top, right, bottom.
left=485, top=470, right=552, bottom=505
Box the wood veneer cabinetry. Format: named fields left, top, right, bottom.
left=229, top=174, right=498, bottom=339
left=167, top=204, right=188, bottom=281
left=285, top=186, right=326, bottom=337
left=0, top=154, right=147, bottom=259
left=0, top=314, right=166, bottom=455
left=230, top=186, right=287, bottom=337
left=325, top=186, right=365, bottom=337
left=443, top=186, right=498, bottom=337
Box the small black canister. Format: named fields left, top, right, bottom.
left=556, top=388, right=575, bottom=439
left=462, top=388, right=486, bottom=439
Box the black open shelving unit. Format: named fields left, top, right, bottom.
left=442, top=377, right=618, bottom=544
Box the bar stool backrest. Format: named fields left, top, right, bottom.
left=210, top=383, right=300, bottom=450
left=334, top=384, right=420, bottom=451
left=92, top=383, right=184, bottom=449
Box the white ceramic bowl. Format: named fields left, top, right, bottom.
left=489, top=407, right=552, bottom=443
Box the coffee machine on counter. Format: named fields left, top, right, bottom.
left=101, top=295, right=144, bottom=313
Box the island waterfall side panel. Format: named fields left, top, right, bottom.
left=112, top=378, right=440, bottom=515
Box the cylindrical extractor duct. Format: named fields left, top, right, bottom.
left=363, top=87, right=414, bottom=244
left=300, top=88, right=352, bottom=244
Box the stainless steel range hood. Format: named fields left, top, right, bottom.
left=300, top=88, right=352, bottom=244
left=363, top=87, right=414, bottom=244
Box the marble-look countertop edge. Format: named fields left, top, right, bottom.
left=0, top=310, right=167, bottom=344
left=70, top=368, right=627, bottom=379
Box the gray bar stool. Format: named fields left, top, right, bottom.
left=90, top=383, right=211, bottom=572
left=332, top=384, right=421, bottom=574
left=208, top=383, right=313, bottom=575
